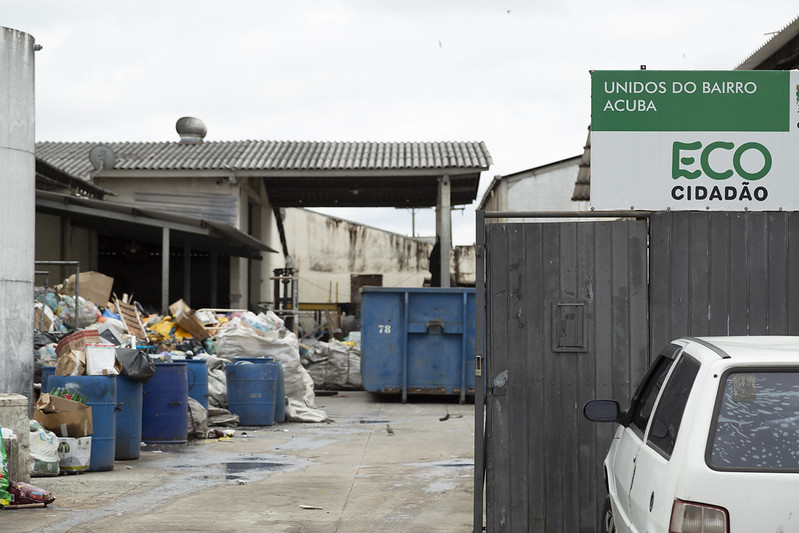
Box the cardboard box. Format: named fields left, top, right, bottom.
left=56, top=329, right=100, bottom=358
left=63, top=271, right=114, bottom=307
left=56, top=437, right=92, bottom=473
left=55, top=350, right=86, bottom=377
left=34, top=302, right=55, bottom=332
left=33, top=394, right=93, bottom=438
left=169, top=299, right=209, bottom=340
left=84, top=344, right=119, bottom=376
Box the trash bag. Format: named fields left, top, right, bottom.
left=175, top=338, right=205, bottom=355
left=8, top=481, right=55, bottom=505
left=29, top=421, right=59, bottom=477
left=0, top=431, right=11, bottom=506
left=115, top=348, right=157, bottom=384
left=57, top=295, right=100, bottom=329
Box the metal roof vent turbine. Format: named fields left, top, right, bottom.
left=176, top=116, right=207, bottom=144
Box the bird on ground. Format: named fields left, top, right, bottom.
left=386, top=424, right=395, bottom=436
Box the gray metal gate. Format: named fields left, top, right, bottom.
left=649, top=211, right=799, bottom=351
left=475, top=210, right=799, bottom=532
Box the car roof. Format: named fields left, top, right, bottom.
left=682, top=336, right=799, bottom=362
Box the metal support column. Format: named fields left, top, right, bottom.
left=437, top=175, right=451, bottom=288
left=210, top=250, right=218, bottom=308
left=161, top=227, right=170, bottom=313
left=183, top=240, right=191, bottom=305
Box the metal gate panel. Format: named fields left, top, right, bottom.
left=479, top=216, right=648, bottom=532
left=649, top=212, right=799, bottom=352
left=479, top=210, right=799, bottom=533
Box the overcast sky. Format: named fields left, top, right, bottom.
left=4, top=1, right=797, bottom=244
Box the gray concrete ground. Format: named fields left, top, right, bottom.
left=3, top=391, right=476, bottom=532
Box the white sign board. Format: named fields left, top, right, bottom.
left=591, top=70, right=799, bottom=211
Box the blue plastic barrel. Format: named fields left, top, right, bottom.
left=115, top=374, right=143, bottom=460
left=272, top=360, right=286, bottom=423
left=185, top=358, right=209, bottom=410
left=227, top=358, right=277, bottom=426
left=48, top=375, right=117, bottom=472
left=142, top=362, right=188, bottom=443
left=41, top=366, right=55, bottom=393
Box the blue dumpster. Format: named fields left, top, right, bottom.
left=227, top=358, right=278, bottom=426
left=142, top=362, right=188, bottom=444
left=115, top=374, right=143, bottom=460
left=360, top=287, right=476, bottom=403
left=48, top=375, right=117, bottom=471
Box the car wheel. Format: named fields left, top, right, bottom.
left=601, top=495, right=616, bottom=533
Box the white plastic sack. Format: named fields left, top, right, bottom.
left=286, top=399, right=328, bottom=423
left=198, top=354, right=229, bottom=408
left=304, top=340, right=362, bottom=390
left=207, top=405, right=239, bottom=427
left=187, top=397, right=208, bottom=439
left=30, top=420, right=59, bottom=477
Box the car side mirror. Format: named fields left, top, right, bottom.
left=583, top=400, right=621, bottom=423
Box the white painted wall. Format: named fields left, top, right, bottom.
left=283, top=208, right=433, bottom=304
left=481, top=156, right=590, bottom=213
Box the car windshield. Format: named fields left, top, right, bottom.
left=708, top=370, right=799, bottom=471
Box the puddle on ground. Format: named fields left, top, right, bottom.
left=224, top=462, right=285, bottom=480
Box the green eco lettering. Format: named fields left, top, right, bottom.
left=700, top=141, right=734, bottom=180
left=672, top=141, right=772, bottom=181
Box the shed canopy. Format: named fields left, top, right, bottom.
left=36, top=140, right=493, bottom=208
left=36, top=190, right=275, bottom=259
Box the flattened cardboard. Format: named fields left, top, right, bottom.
left=63, top=271, right=114, bottom=307
left=33, top=394, right=93, bottom=438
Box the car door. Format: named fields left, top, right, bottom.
left=609, top=346, right=679, bottom=530
left=628, top=353, right=701, bottom=531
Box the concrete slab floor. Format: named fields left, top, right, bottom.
left=2, top=391, right=476, bottom=532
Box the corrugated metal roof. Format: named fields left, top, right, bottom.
left=36, top=140, right=492, bottom=178
left=736, top=15, right=799, bottom=70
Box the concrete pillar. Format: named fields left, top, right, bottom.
left=0, top=393, right=31, bottom=483
left=0, top=27, right=36, bottom=402
left=437, top=175, right=452, bottom=288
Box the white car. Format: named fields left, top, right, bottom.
left=584, top=336, right=799, bottom=533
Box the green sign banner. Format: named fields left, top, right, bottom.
left=592, top=70, right=790, bottom=132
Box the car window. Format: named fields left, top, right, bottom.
left=708, top=370, right=799, bottom=471
left=646, top=354, right=700, bottom=458
left=629, top=356, right=674, bottom=436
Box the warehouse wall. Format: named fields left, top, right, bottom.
left=283, top=208, right=434, bottom=305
